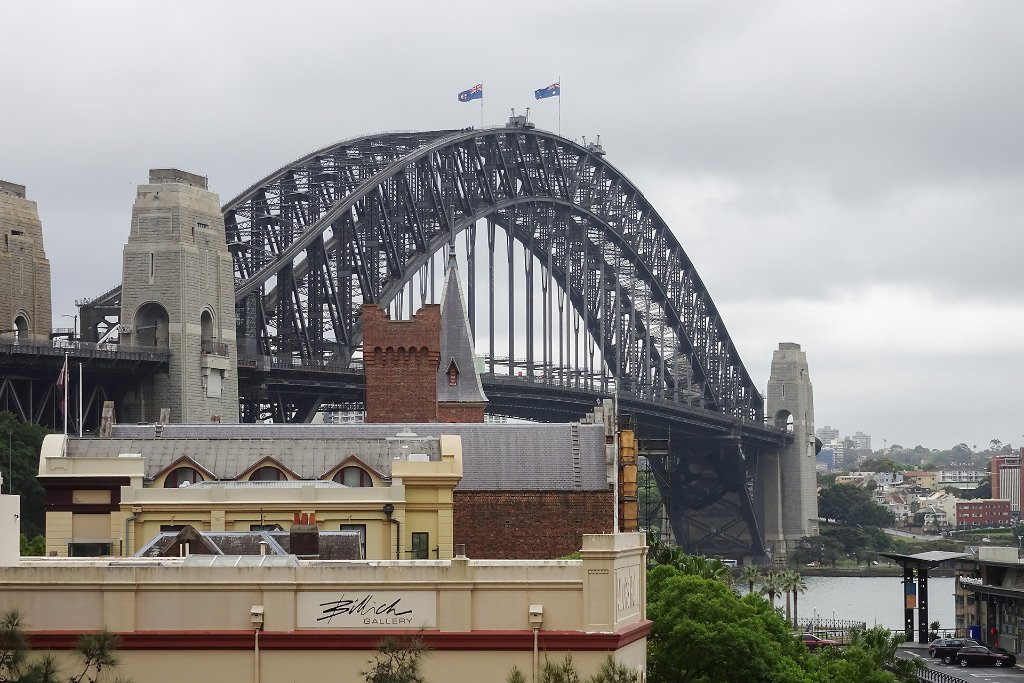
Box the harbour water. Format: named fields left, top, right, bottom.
left=766, top=576, right=957, bottom=632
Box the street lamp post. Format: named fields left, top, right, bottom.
left=62, top=313, right=78, bottom=341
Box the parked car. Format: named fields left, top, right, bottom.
left=956, top=645, right=1016, bottom=667
left=928, top=638, right=979, bottom=664
left=799, top=633, right=838, bottom=650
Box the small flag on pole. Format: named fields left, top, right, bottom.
left=534, top=82, right=560, bottom=100
left=457, top=84, right=483, bottom=102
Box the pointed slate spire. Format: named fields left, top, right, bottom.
left=437, top=246, right=488, bottom=409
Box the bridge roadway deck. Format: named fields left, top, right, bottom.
left=0, top=341, right=169, bottom=373
left=238, top=357, right=788, bottom=447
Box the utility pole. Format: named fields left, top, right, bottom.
left=7, top=430, right=11, bottom=495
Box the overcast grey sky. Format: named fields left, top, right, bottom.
left=2, top=1, right=1021, bottom=451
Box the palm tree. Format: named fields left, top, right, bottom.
left=780, top=571, right=808, bottom=628
left=676, top=555, right=733, bottom=587
left=848, top=625, right=924, bottom=683
left=760, top=571, right=783, bottom=609
left=778, top=570, right=797, bottom=626
left=739, top=565, right=761, bottom=595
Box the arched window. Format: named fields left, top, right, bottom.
left=774, top=410, right=794, bottom=434
left=249, top=466, right=286, bottom=481
left=164, top=467, right=203, bottom=488
left=135, top=303, right=170, bottom=348
left=333, top=466, right=372, bottom=487
left=200, top=310, right=214, bottom=344
left=13, top=314, right=28, bottom=342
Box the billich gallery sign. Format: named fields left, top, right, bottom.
left=297, top=591, right=437, bottom=628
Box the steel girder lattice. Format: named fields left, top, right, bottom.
left=222, top=127, right=765, bottom=426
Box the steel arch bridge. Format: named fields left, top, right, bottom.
left=225, top=125, right=764, bottom=424
left=78, top=123, right=791, bottom=557
left=218, top=123, right=790, bottom=558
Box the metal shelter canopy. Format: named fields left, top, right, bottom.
left=879, top=551, right=968, bottom=645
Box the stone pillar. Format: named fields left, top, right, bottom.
left=0, top=486, right=20, bottom=566
left=118, top=170, right=238, bottom=423
left=762, top=343, right=819, bottom=555
left=0, top=181, right=51, bottom=343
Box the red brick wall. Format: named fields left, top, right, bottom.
left=362, top=304, right=440, bottom=423
left=454, top=490, right=615, bottom=559
left=438, top=403, right=486, bottom=423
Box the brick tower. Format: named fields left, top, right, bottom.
left=118, top=169, right=238, bottom=423
left=0, top=181, right=51, bottom=343
left=363, top=247, right=487, bottom=423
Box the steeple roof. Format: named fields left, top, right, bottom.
left=437, top=246, right=488, bottom=404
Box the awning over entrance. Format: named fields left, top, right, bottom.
left=878, top=551, right=969, bottom=644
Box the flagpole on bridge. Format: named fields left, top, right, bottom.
left=62, top=351, right=68, bottom=436
left=78, top=362, right=83, bottom=438
left=480, top=80, right=484, bottom=127
left=558, top=74, right=561, bottom=136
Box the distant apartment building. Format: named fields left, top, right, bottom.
left=849, top=471, right=904, bottom=489
left=827, top=439, right=846, bottom=466
left=852, top=431, right=872, bottom=451
left=991, top=455, right=1021, bottom=513
left=816, top=425, right=840, bottom=444
left=919, top=491, right=959, bottom=522
left=937, top=469, right=986, bottom=490
left=902, top=471, right=938, bottom=490
left=955, top=499, right=1012, bottom=529
left=874, top=492, right=910, bottom=521
left=920, top=506, right=948, bottom=528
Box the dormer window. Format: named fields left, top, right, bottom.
left=446, top=359, right=459, bottom=386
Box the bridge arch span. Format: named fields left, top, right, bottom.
left=224, top=126, right=764, bottom=425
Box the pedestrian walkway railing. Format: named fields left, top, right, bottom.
left=917, top=668, right=969, bottom=683
left=802, top=617, right=868, bottom=644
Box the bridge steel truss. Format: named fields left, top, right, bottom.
left=74, top=126, right=789, bottom=557
left=224, top=127, right=764, bottom=426
left=216, top=126, right=786, bottom=558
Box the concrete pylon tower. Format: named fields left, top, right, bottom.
left=758, top=342, right=819, bottom=557
left=0, top=181, right=51, bottom=343
left=118, top=169, right=238, bottom=423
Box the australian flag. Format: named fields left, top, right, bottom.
left=534, top=82, right=560, bottom=100
left=457, top=84, right=483, bottom=102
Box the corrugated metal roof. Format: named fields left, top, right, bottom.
left=94, top=422, right=610, bottom=491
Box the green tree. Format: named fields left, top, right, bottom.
left=70, top=630, right=122, bottom=683
left=780, top=571, right=808, bottom=629
left=739, top=565, right=761, bottom=595
left=847, top=626, right=924, bottom=683
left=0, top=610, right=131, bottom=683
left=675, top=555, right=733, bottom=587
left=646, top=566, right=819, bottom=683
left=0, top=609, right=30, bottom=681
left=361, top=637, right=427, bottom=683
left=540, top=654, right=580, bottom=683
left=587, top=655, right=638, bottom=683
left=19, top=535, right=45, bottom=557
left=760, top=571, right=783, bottom=609
left=506, top=666, right=528, bottom=683
left=819, top=484, right=894, bottom=527
left=0, top=412, right=50, bottom=538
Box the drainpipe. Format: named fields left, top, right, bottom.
left=124, top=514, right=137, bottom=556
left=383, top=504, right=400, bottom=559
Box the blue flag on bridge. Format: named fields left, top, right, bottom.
left=534, top=82, right=560, bottom=100
left=457, top=84, right=483, bottom=102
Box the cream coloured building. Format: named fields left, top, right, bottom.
left=39, top=426, right=463, bottom=561
left=1, top=488, right=648, bottom=683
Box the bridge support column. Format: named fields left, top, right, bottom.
left=118, top=169, right=239, bottom=423
left=759, top=343, right=819, bottom=558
